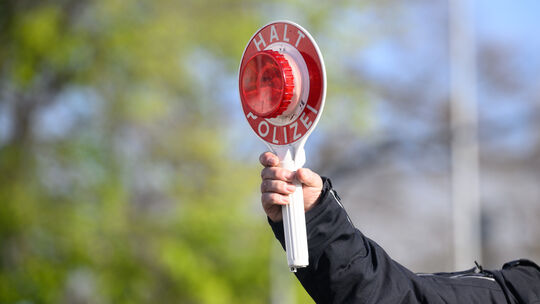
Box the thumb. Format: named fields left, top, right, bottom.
left=296, top=168, right=322, bottom=188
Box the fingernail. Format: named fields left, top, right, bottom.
left=287, top=185, right=296, bottom=192
left=282, top=196, right=290, bottom=204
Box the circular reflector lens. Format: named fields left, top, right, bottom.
left=241, top=52, right=285, bottom=117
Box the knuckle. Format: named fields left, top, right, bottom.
left=261, top=167, right=270, bottom=179
left=261, top=193, right=271, bottom=205
left=260, top=152, right=276, bottom=167
left=260, top=179, right=269, bottom=192
left=264, top=193, right=275, bottom=203
left=263, top=168, right=278, bottom=180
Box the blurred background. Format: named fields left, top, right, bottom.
left=1, top=0, right=539, bottom=303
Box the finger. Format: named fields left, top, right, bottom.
left=261, top=179, right=296, bottom=195
left=296, top=168, right=322, bottom=188
left=259, top=152, right=279, bottom=167
left=261, top=167, right=295, bottom=182
left=261, top=192, right=289, bottom=207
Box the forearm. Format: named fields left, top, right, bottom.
left=269, top=177, right=395, bottom=303
left=268, top=178, right=509, bottom=304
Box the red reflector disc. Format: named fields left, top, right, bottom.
left=240, top=51, right=294, bottom=118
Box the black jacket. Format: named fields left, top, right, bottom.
left=269, top=178, right=540, bottom=304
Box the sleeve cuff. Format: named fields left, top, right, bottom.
left=268, top=176, right=333, bottom=246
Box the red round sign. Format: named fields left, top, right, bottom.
left=239, top=21, right=326, bottom=146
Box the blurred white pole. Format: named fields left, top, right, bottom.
left=449, top=0, right=482, bottom=270
left=270, top=243, right=295, bottom=304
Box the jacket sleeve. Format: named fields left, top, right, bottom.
left=269, top=177, right=510, bottom=304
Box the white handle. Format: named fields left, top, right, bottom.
left=278, top=150, right=309, bottom=272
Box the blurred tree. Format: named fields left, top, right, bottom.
left=0, top=0, right=298, bottom=303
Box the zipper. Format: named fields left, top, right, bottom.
left=330, top=189, right=353, bottom=226
left=417, top=271, right=496, bottom=282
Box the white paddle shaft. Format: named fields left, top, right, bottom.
left=274, top=147, right=308, bottom=272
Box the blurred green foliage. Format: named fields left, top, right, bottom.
left=0, top=0, right=314, bottom=302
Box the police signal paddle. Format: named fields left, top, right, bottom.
left=238, top=21, right=326, bottom=272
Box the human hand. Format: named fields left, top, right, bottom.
left=259, top=152, right=323, bottom=222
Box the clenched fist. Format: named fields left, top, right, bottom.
left=259, top=152, right=323, bottom=222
